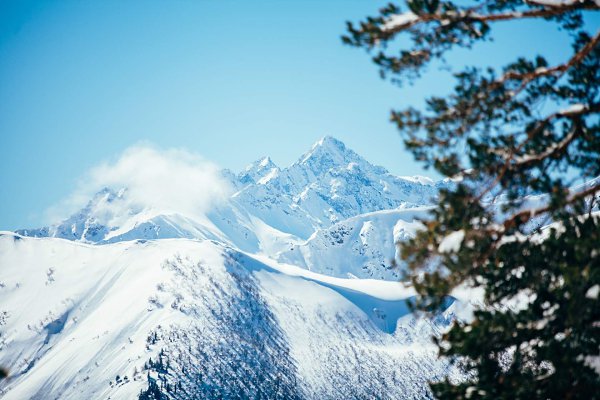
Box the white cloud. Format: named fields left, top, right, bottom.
left=47, top=144, right=232, bottom=225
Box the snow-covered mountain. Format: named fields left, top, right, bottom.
left=232, top=136, right=446, bottom=238
left=0, top=232, right=460, bottom=399
left=17, top=137, right=447, bottom=279
left=4, top=137, right=594, bottom=398
left=277, top=207, right=431, bottom=280
left=1, top=137, right=464, bottom=398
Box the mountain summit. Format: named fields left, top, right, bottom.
left=297, top=136, right=363, bottom=167
left=17, top=137, right=445, bottom=277
left=1, top=137, right=462, bottom=399
left=238, top=156, right=279, bottom=185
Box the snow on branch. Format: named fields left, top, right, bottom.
left=512, top=102, right=599, bottom=164
left=474, top=103, right=596, bottom=201
left=502, top=183, right=600, bottom=231
left=498, top=31, right=600, bottom=90
left=526, top=0, right=580, bottom=7
left=382, top=11, right=419, bottom=32
left=438, top=230, right=466, bottom=253
left=377, top=2, right=599, bottom=37
left=514, top=125, right=579, bottom=165
left=487, top=102, right=596, bottom=164
left=559, top=103, right=588, bottom=116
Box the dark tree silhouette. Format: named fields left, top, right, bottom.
left=345, top=1, right=599, bottom=398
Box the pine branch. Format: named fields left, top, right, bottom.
left=499, top=29, right=600, bottom=95
left=511, top=102, right=597, bottom=163
left=501, top=182, right=600, bottom=231
left=513, top=124, right=580, bottom=166
left=463, top=182, right=600, bottom=270
left=415, top=31, right=599, bottom=154
left=352, top=1, right=600, bottom=396
left=379, top=1, right=599, bottom=38
left=473, top=103, right=597, bottom=201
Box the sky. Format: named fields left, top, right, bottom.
left=1, top=0, right=598, bottom=230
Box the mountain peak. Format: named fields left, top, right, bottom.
left=297, top=136, right=360, bottom=166
left=258, top=156, right=274, bottom=168
left=243, top=156, right=277, bottom=172
left=313, top=135, right=346, bottom=151
left=239, top=156, right=279, bottom=185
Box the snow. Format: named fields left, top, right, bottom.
left=277, top=207, right=432, bottom=280
left=258, top=156, right=272, bottom=168
left=0, top=234, right=199, bottom=398
left=503, top=288, right=538, bottom=312
left=1, top=137, right=471, bottom=397
left=256, top=167, right=279, bottom=185
left=238, top=155, right=280, bottom=186
left=20, top=137, right=449, bottom=258
left=526, top=0, right=579, bottom=6
left=583, top=355, right=600, bottom=375
left=0, top=233, right=454, bottom=398
left=381, top=11, right=419, bottom=31
left=586, top=284, right=599, bottom=300
left=359, top=221, right=374, bottom=245
left=499, top=231, right=529, bottom=245
left=399, top=175, right=435, bottom=185
left=10, top=136, right=592, bottom=397
left=438, top=230, right=465, bottom=253
left=559, top=103, right=586, bottom=115
left=251, top=251, right=416, bottom=301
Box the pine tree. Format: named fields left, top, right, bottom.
left=344, top=1, right=599, bottom=398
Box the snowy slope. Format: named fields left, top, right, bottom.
left=18, top=137, right=446, bottom=245
left=0, top=232, right=458, bottom=399
left=0, top=138, right=474, bottom=398
left=277, top=207, right=431, bottom=280
left=5, top=137, right=596, bottom=398
left=233, top=136, right=446, bottom=238
left=16, top=137, right=447, bottom=282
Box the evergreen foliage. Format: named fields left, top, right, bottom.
left=345, top=0, right=600, bottom=398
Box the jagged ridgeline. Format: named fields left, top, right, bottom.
left=16, top=137, right=452, bottom=280
left=0, top=234, right=457, bottom=399
left=3, top=137, right=595, bottom=398
left=0, top=138, right=464, bottom=398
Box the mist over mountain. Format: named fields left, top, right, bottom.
left=17, top=137, right=449, bottom=279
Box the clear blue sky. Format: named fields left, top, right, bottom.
left=1, top=0, right=597, bottom=230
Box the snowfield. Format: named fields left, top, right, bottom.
left=3, top=137, right=593, bottom=398
left=17, top=137, right=449, bottom=277
left=277, top=207, right=430, bottom=280
left=2, top=137, right=466, bottom=398
left=0, top=232, right=458, bottom=399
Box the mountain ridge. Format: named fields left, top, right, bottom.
left=0, top=231, right=459, bottom=399
left=16, top=136, right=446, bottom=280
left=5, top=137, right=536, bottom=399
left=4, top=138, right=597, bottom=399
